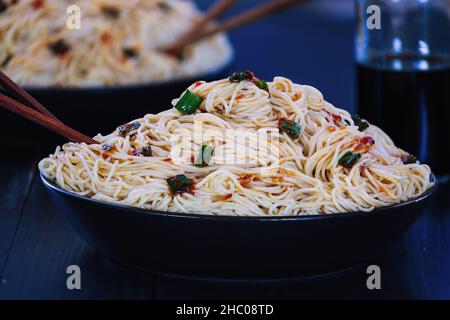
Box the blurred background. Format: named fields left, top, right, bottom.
left=197, top=0, right=356, bottom=111
left=0, top=0, right=356, bottom=137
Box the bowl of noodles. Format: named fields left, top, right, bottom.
left=39, top=72, right=436, bottom=278
left=0, top=0, right=234, bottom=135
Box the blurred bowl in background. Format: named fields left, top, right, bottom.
left=0, top=46, right=234, bottom=142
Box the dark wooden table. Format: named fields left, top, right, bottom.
left=1, top=0, right=449, bottom=299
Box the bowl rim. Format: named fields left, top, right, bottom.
left=40, top=172, right=437, bottom=222
left=19, top=39, right=235, bottom=92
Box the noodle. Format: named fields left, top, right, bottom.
left=0, top=0, right=232, bottom=87
left=39, top=75, right=433, bottom=216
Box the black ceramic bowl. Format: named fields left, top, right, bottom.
left=40, top=173, right=436, bottom=279
left=1, top=51, right=234, bottom=139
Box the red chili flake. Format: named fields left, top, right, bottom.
left=163, top=157, right=172, bottom=163
left=166, top=175, right=195, bottom=195
left=354, top=136, right=375, bottom=153
left=361, top=136, right=375, bottom=145
left=360, top=163, right=368, bottom=172
left=194, top=81, right=203, bottom=88
left=31, top=0, right=44, bottom=10
left=100, top=32, right=113, bottom=45
left=331, top=114, right=342, bottom=126
left=118, top=122, right=140, bottom=137
left=101, top=144, right=116, bottom=160
left=214, top=194, right=232, bottom=201
left=129, top=149, right=140, bottom=156
left=239, top=174, right=260, bottom=187
left=378, top=185, right=388, bottom=194
left=239, top=175, right=252, bottom=187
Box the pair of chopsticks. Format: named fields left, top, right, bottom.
left=0, top=71, right=97, bottom=144
left=162, top=0, right=310, bottom=55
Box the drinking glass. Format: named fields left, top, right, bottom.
left=355, top=0, right=450, bottom=180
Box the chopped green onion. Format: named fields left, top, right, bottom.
left=167, top=174, right=194, bottom=195
left=229, top=70, right=254, bottom=82
left=102, top=6, right=120, bottom=19
left=140, top=145, right=153, bottom=157
left=122, top=47, right=139, bottom=59
left=194, top=145, right=214, bottom=167
left=229, top=70, right=270, bottom=94
left=257, top=79, right=269, bottom=93
left=352, top=114, right=369, bottom=131
left=48, top=39, right=70, bottom=56
left=175, top=90, right=202, bottom=115
left=338, top=151, right=361, bottom=168
left=0, top=1, right=7, bottom=13
left=118, top=122, right=141, bottom=137
left=158, top=1, right=172, bottom=12
left=279, top=118, right=301, bottom=139
left=401, top=154, right=418, bottom=164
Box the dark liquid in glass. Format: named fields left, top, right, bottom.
left=357, top=53, right=450, bottom=177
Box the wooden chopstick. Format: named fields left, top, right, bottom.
left=0, top=70, right=96, bottom=144
left=0, top=93, right=97, bottom=144
left=163, top=0, right=239, bottom=55
left=163, top=0, right=309, bottom=56
left=0, top=70, right=60, bottom=122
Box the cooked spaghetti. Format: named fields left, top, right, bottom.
left=39, top=73, right=433, bottom=216
left=0, top=0, right=232, bottom=87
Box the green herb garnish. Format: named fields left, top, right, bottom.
left=257, top=79, right=269, bottom=92
left=229, top=70, right=270, bottom=94
left=122, top=47, right=139, bottom=59
left=0, top=1, right=8, bottom=13
left=279, top=118, right=301, bottom=139
left=401, top=154, right=418, bottom=164
left=140, top=145, right=153, bottom=157
left=158, top=1, right=171, bottom=12
left=194, top=145, right=214, bottom=167
left=102, top=6, right=120, bottom=19
left=48, top=39, right=70, bottom=56
left=352, top=114, right=369, bottom=131
left=118, top=122, right=141, bottom=137
left=175, top=90, right=202, bottom=115
left=338, top=151, right=361, bottom=168
left=167, top=174, right=194, bottom=195
left=229, top=70, right=254, bottom=82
